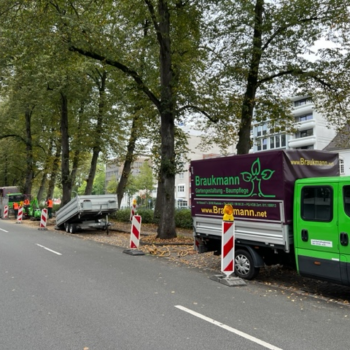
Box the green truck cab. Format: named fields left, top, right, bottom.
left=294, top=177, right=350, bottom=286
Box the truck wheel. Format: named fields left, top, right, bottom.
left=234, top=249, right=259, bottom=280
left=69, top=224, right=76, bottom=234
left=65, top=224, right=70, bottom=233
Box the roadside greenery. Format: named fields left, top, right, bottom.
left=115, top=208, right=192, bottom=230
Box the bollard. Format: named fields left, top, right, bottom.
left=130, top=215, right=142, bottom=249
left=3, top=205, right=9, bottom=219
left=38, top=209, right=48, bottom=230
left=16, top=207, right=23, bottom=224
left=123, top=214, right=144, bottom=256
left=210, top=204, right=246, bottom=286
left=221, top=220, right=235, bottom=277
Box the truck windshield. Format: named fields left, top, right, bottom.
left=8, top=194, right=25, bottom=202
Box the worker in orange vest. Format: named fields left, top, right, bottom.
left=46, top=197, right=53, bottom=218
left=13, top=202, right=19, bottom=219
left=24, top=197, right=30, bottom=216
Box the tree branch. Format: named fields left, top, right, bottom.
left=68, top=45, right=161, bottom=111
left=144, top=0, right=164, bottom=50
left=262, top=16, right=321, bottom=52
left=0, top=134, right=26, bottom=143
left=177, top=104, right=219, bottom=123
left=258, top=68, right=335, bottom=91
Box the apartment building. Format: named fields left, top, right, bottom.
left=251, top=96, right=337, bottom=152
left=175, top=134, right=235, bottom=208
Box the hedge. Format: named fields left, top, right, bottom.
left=114, top=208, right=193, bottom=229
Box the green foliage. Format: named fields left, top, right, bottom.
left=114, top=208, right=193, bottom=229
left=114, top=209, right=131, bottom=222
left=106, top=175, right=118, bottom=194
left=134, top=208, right=154, bottom=224
left=174, top=209, right=193, bottom=229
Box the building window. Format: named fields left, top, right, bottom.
left=275, top=136, right=280, bottom=148
left=270, top=137, right=275, bottom=149
left=296, top=113, right=313, bottom=122
left=296, top=129, right=313, bottom=138
left=262, top=138, right=267, bottom=150
left=178, top=185, right=185, bottom=192
left=257, top=126, right=262, bottom=137
left=294, top=98, right=312, bottom=107
left=257, top=139, right=261, bottom=151
left=262, top=124, right=267, bottom=135
left=178, top=172, right=184, bottom=179
left=281, top=134, right=286, bottom=147
left=178, top=200, right=188, bottom=209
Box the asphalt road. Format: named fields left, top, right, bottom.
left=1, top=220, right=349, bottom=350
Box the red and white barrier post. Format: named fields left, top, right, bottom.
left=38, top=209, right=48, bottom=230
left=123, top=214, right=145, bottom=256
left=221, top=220, right=235, bottom=277
left=130, top=199, right=137, bottom=221
left=130, top=215, right=142, bottom=249
left=16, top=207, right=23, bottom=224
left=2, top=205, right=9, bottom=219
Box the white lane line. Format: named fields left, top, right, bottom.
left=175, top=305, right=282, bottom=350
left=0, top=228, right=9, bottom=232
left=36, top=244, right=62, bottom=256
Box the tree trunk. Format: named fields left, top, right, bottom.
left=37, top=134, right=54, bottom=202
left=60, top=92, right=72, bottom=206
left=23, top=107, right=34, bottom=195
left=116, top=115, right=138, bottom=208
left=85, top=71, right=107, bottom=195
left=236, top=0, right=264, bottom=155
left=85, top=148, right=99, bottom=195
left=153, top=179, right=163, bottom=223
left=156, top=0, right=176, bottom=239
left=47, top=142, right=61, bottom=200
left=37, top=171, right=47, bottom=203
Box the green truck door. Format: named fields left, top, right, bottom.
left=294, top=182, right=344, bottom=284
left=338, top=185, right=350, bottom=285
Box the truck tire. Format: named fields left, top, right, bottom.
left=234, top=249, right=260, bottom=280
left=69, top=224, right=76, bottom=234
left=65, top=224, right=70, bottom=233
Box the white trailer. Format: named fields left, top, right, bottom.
left=55, top=195, right=118, bottom=234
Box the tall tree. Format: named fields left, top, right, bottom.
left=204, top=0, right=350, bottom=154
left=61, top=0, right=212, bottom=238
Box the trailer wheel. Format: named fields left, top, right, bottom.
left=234, top=249, right=259, bottom=280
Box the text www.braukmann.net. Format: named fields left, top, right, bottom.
left=201, top=206, right=267, bottom=218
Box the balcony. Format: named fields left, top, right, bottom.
left=288, top=136, right=316, bottom=148
left=295, top=119, right=316, bottom=131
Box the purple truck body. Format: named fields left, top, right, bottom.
left=191, top=150, right=339, bottom=225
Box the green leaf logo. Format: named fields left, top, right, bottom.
left=241, top=172, right=252, bottom=182
left=261, top=169, right=275, bottom=180
left=251, top=158, right=261, bottom=176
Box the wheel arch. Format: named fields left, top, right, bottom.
left=236, top=245, right=265, bottom=268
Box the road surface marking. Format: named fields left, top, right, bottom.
left=0, top=228, right=9, bottom=232
left=36, top=244, right=62, bottom=256
left=175, top=305, right=282, bottom=350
